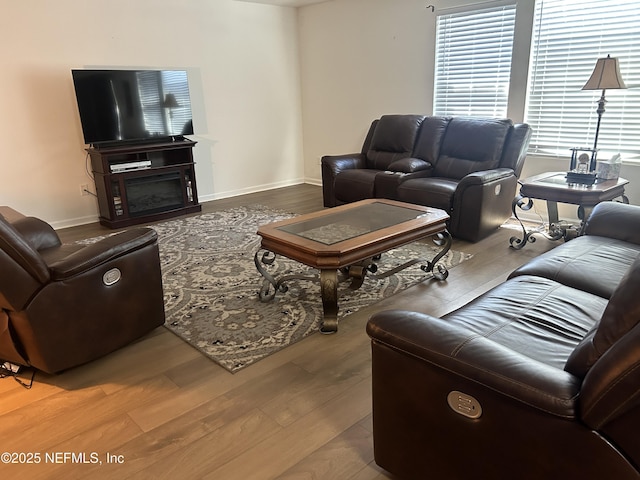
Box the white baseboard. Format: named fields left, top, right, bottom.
left=199, top=178, right=307, bottom=203
left=304, top=176, right=322, bottom=187
left=50, top=214, right=100, bottom=230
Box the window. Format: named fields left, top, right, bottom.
left=434, top=2, right=516, bottom=117
left=526, top=0, right=640, bottom=159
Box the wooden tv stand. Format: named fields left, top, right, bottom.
left=88, top=139, right=201, bottom=228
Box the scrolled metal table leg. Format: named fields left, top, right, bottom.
left=509, top=195, right=537, bottom=249
left=261, top=273, right=317, bottom=302
left=255, top=249, right=317, bottom=302
left=319, top=269, right=339, bottom=334
left=254, top=250, right=284, bottom=301
left=420, top=230, right=452, bottom=280
left=344, top=258, right=379, bottom=290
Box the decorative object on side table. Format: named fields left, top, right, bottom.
left=567, top=147, right=598, bottom=185
left=597, top=153, right=622, bottom=180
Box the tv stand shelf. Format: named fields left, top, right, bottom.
left=88, top=139, right=201, bottom=228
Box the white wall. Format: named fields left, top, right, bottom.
left=298, top=0, right=640, bottom=222
left=1, top=0, right=303, bottom=228
left=4, top=0, right=638, bottom=229
left=298, top=0, right=435, bottom=164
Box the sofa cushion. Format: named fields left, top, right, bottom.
left=334, top=169, right=378, bottom=203
left=443, top=275, right=606, bottom=370
left=397, top=177, right=458, bottom=212
left=366, top=115, right=425, bottom=170
left=565, top=256, right=640, bottom=379
left=386, top=157, right=431, bottom=173
left=433, top=117, right=512, bottom=179
left=509, top=236, right=640, bottom=299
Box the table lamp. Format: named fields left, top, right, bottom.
left=163, top=93, right=180, bottom=122
left=582, top=55, right=627, bottom=158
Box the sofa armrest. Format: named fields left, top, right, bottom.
left=367, top=310, right=581, bottom=417
left=386, top=157, right=432, bottom=174
left=10, top=216, right=61, bottom=251
left=48, top=228, right=159, bottom=280
left=321, top=153, right=367, bottom=207
left=321, top=153, right=366, bottom=174
left=456, top=167, right=514, bottom=188
left=582, top=201, right=640, bottom=244
left=448, top=168, right=518, bottom=241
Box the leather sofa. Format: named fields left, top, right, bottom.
left=367, top=201, right=640, bottom=479
left=0, top=211, right=165, bottom=374
left=321, top=115, right=531, bottom=242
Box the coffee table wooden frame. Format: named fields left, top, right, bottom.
left=254, top=199, right=451, bottom=333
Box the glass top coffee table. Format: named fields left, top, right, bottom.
left=255, top=199, right=451, bottom=333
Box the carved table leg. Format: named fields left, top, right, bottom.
left=509, top=195, right=537, bottom=249
left=319, top=269, right=339, bottom=334
left=255, top=249, right=318, bottom=301
left=510, top=196, right=575, bottom=247
left=420, top=230, right=451, bottom=280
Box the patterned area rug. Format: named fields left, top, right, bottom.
left=105, top=206, right=469, bottom=372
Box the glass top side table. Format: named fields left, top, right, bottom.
left=509, top=172, right=629, bottom=249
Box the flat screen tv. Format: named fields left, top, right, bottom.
left=72, top=69, right=194, bottom=147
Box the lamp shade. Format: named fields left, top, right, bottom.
left=582, top=55, right=627, bottom=90
left=163, top=93, right=180, bottom=108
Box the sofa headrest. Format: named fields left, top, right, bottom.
left=367, top=115, right=425, bottom=170
left=433, top=117, right=513, bottom=179
left=412, top=116, right=452, bottom=164
left=500, top=123, right=532, bottom=175
left=565, top=255, right=640, bottom=379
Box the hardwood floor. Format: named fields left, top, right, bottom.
left=0, top=184, right=556, bottom=479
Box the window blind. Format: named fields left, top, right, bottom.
left=434, top=3, right=516, bottom=117
left=526, top=0, right=640, bottom=159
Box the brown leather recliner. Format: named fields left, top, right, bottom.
left=0, top=211, right=165, bottom=374
left=397, top=117, right=532, bottom=242
left=321, top=115, right=532, bottom=242
left=367, top=201, right=640, bottom=479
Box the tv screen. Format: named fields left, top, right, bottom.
left=72, top=69, right=194, bottom=146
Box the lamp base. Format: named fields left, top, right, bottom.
left=566, top=171, right=597, bottom=186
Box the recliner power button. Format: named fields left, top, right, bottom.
left=103, top=268, right=122, bottom=286
left=447, top=390, right=482, bottom=419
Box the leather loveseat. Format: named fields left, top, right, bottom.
left=0, top=211, right=166, bottom=374
left=321, top=115, right=531, bottom=242
left=366, top=201, right=640, bottom=479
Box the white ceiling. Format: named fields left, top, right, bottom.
left=235, top=0, right=330, bottom=7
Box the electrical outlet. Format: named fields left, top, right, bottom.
left=80, top=184, right=90, bottom=196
